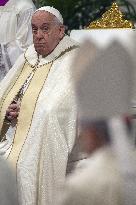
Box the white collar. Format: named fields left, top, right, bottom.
left=24, top=35, right=78, bottom=67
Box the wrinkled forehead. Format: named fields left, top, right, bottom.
left=32, top=10, right=56, bottom=25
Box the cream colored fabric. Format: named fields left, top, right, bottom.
left=0, top=0, right=35, bottom=81
left=0, top=35, right=78, bottom=205
left=61, top=147, right=123, bottom=205
left=7, top=63, right=52, bottom=168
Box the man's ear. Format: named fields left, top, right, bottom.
left=59, top=25, right=65, bottom=39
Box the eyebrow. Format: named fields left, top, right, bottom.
left=32, top=22, right=54, bottom=27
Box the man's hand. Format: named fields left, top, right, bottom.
left=6, top=102, right=20, bottom=121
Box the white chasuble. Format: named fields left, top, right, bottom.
left=0, top=35, right=78, bottom=205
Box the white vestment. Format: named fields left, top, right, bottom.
left=0, top=157, right=18, bottom=205
left=62, top=147, right=123, bottom=205
left=0, top=35, right=78, bottom=205
left=0, top=0, right=35, bottom=81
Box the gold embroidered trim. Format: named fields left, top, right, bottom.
left=87, top=3, right=134, bottom=29
left=8, top=62, right=53, bottom=169
left=0, top=61, right=28, bottom=135
left=24, top=45, right=79, bottom=68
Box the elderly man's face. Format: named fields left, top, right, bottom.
left=78, top=120, right=110, bottom=154
left=79, top=127, right=104, bottom=154
left=31, top=11, right=65, bottom=57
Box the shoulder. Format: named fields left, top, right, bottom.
left=60, top=36, right=79, bottom=62
left=60, top=35, right=80, bottom=66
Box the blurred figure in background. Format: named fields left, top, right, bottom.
left=62, top=120, right=123, bottom=205
left=60, top=40, right=136, bottom=205
left=0, top=0, right=35, bottom=81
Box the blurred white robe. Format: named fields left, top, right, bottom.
left=0, top=35, right=78, bottom=205
left=62, top=147, right=123, bottom=205
left=0, top=0, right=35, bottom=81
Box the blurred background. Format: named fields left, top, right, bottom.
left=33, top=0, right=136, bottom=32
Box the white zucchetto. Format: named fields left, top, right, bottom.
left=35, top=6, right=63, bottom=24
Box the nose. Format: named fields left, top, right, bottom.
left=35, top=29, right=44, bottom=39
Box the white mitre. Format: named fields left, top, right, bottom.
left=35, top=6, right=63, bottom=24
left=72, top=40, right=133, bottom=121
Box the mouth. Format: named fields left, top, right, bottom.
left=35, top=43, right=45, bottom=46
left=35, top=44, right=45, bottom=50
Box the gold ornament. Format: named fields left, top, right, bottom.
left=87, top=2, right=134, bottom=29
